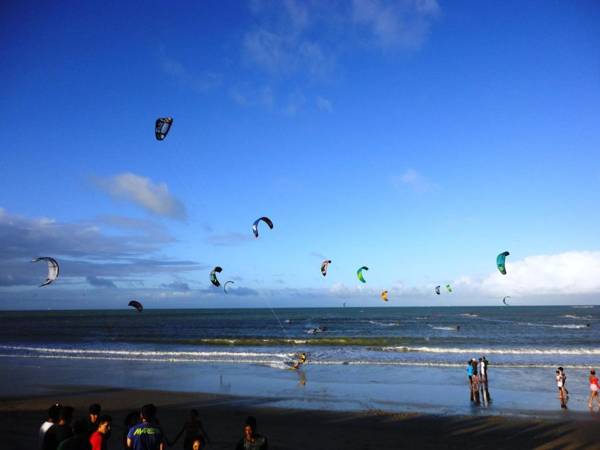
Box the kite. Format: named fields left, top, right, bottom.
left=210, top=266, right=223, bottom=287
left=381, top=290, right=389, bottom=302
left=446, top=284, right=453, bottom=293
left=128, top=300, right=143, bottom=312
left=435, top=285, right=441, bottom=295
left=503, top=296, right=511, bottom=306
left=31, top=257, right=59, bottom=287
left=252, top=217, right=274, bottom=238
left=224, top=280, right=235, bottom=293
left=497, top=251, right=510, bottom=275
left=321, top=260, right=332, bottom=277
left=357, top=266, right=369, bottom=283
left=155, top=117, right=173, bottom=140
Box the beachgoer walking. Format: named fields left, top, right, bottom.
left=170, top=409, right=210, bottom=450
left=556, top=369, right=567, bottom=409
left=126, top=404, right=165, bottom=450
left=43, top=406, right=75, bottom=450
left=235, top=416, right=268, bottom=450
left=40, top=404, right=61, bottom=450
left=588, top=369, right=600, bottom=410
left=57, top=419, right=92, bottom=450
left=89, top=415, right=111, bottom=450
left=87, top=404, right=101, bottom=436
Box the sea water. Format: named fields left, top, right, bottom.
left=0, top=306, right=598, bottom=415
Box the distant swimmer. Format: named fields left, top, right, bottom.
left=456, top=325, right=461, bottom=331
left=284, top=319, right=292, bottom=324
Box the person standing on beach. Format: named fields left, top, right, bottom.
left=57, top=419, right=92, bottom=450
left=170, top=409, right=210, bottom=450
left=467, top=360, right=474, bottom=402
left=89, top=415, right=111, bottom=450
left=236, top=416, right=268, bottom=450
left=558, top=367, right=569, bottom=396
left=478, top=357, right=491, bottom=405
left=556, top=369, right=567, bottom=409
left=127, top=404, right=165, bottom=450
left=40, top=404, right=61, bottom=450
left=588, top=369, right=600, bottom=410
left=470, top=359, right=480, bottom=405
left=44, top=406, right=75, bottom=450
left=87, top=404, right=101, bottom=436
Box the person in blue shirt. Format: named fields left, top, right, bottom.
left=126, top=404, right=165, bottom=450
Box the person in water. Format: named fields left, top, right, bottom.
left=169, top=409, right=210, bottom=450
left=291, top=352, right=307, bottom=370
left=236, top=416, right=268, bottom=450
left=588, top=369, right=600, bottom=410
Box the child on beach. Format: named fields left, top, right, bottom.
left=588, top=369, right=600, bottom=410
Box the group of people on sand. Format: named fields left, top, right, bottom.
left=466, top=356, right=491, bottom=406
left=557, top=367, right=600, bottom=411
left=39, top=402, right=268, bottom=450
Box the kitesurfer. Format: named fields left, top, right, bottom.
left=291, top=352, right=307, bottom=370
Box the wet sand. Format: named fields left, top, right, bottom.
left=2, top=385, right=600, bottom=450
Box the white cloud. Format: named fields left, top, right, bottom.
left=159, top=50, right=221, bottom=93
left=475, top=251, right=600, bottom=297
left=352, top=0, right=440, bottom=49
left=389, top=168, right=435, bottom=192
left=96, top=173, right=187, bottom=220
left=316, top=96, right=333, bottom=112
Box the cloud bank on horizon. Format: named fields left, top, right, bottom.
left=1, top=205, right=598, bottom=308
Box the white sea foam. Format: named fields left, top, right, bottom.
left=383, top=346, right=600, bottom=355
left=563, top=314, right=593, bottom=320
left=428, top=325, right=459, bottom=331
left=368, top=320, right=398, bottom=327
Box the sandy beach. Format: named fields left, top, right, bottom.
left=3, top=385, right=600, bottom=450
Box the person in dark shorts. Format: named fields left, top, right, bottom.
left=40, top=403, right=62, bottom=449
left=170, top=409, right=210, bottom=450
left=126, top=404, right=165, bottom=450
left=87, top=404, right=101, bottom=436
left=57, top=419, right=92, bottom=450
left=44, top=406, right=75, bottom=450
left=235, top=416, right=268, bottom=450
left=90, top=415, right=111, bottom=450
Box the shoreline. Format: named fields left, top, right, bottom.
left=3, top=385, right=600, bottom=449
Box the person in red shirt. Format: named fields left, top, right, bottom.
left=89, top=415, right=111, bottom=450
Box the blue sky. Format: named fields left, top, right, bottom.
left=1, top=0, right=599, bottom=309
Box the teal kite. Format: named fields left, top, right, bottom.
left=357, top=266, right=369, bottom=283
left=497, top=251, right=510, bottom=275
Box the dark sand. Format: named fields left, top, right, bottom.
left=3, top=386, right=600, bottom=450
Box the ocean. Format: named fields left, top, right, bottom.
left=1, top=306, right=598, bottom=415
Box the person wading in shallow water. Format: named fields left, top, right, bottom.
left=236, top=416, right=268, bottom=450
left=588, top=369, right=600, bottom=410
